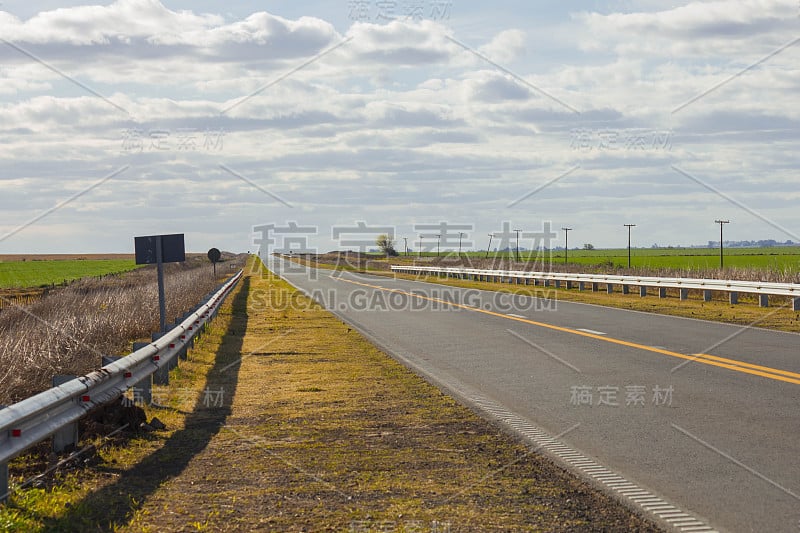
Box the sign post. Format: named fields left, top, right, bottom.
left=207, top=247, right=221, bottom=277
left=135, top=233, right=186, bottom=332
left=155, top=236, right=166, bottom=332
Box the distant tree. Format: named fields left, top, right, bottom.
left=376, top=234, right=398, bottom=256
left=582, top=243, right=595, bottom=250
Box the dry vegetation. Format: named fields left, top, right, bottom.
left=293, top=251, right=392, bottom=272
left=440, top=255, right=800, bottom=283
left=309, top=253, right=800, bottom=283
left=0, top=255, right=245, bottom=405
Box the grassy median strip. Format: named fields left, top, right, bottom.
left=1, top=257, right=659, bottom=531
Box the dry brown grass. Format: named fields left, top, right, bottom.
left=393, top=255, right=800, bottom=283
left=0, top=256, right=246, bottom=405
left=302, top=253, right=800, bottom=283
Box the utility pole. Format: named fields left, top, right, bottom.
left=458, top=232, right=465, bottom=257
left=624, top=224, right=636, bottom=268
left=562, top=227, right=572, bottom=264
left=513, top=229, right=521, bottom=262
left=436, top=234, right=441, bottom=257
left=486, top=234, right=493, bottom=258
left=418, top=235, right=422, bottom=258
left=715, top=220, right=730, bottom=268
left=403, top=237, right=408, bottom=255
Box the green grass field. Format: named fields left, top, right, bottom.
left=0, top=259, right=143, bottom=288
left=399, top=246, right=800, bottom=271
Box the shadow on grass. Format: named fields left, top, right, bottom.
left=43, top=276, right=250, bottom=531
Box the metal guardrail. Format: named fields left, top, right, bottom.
left=390, top=265, right=800, bottom=310
left=0, top=269, right=243, bottom=501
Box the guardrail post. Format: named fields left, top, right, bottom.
left=578, top=281, right=584, bottom=291
left=730, top=292, right=738, bottom=305
left=0, top=404, right=6, bottom=504
left=591, top=282, right=598, bottom=292
left=1, top=458, right=7, bottom=504
left=52, top=375, right=79, bottom=453
left=658, top=287, right=667, bottom=298
left=101, top=355, right=121, bottom=366
left=759, top=294, right=769, bottom=307
left=606, top=284, right=613, bottom=294
left=622, top=285, right=629, bottom=294
left=168, top=350, right=178, bottom=370
left=703, top=290, right=712, bottom=302
left=132, top=342, right=153, bottom=405
left=640, top=286, right=647, bottom=297
left=566, top=280, right=573, bottom=289
left=544, top=280, right=550, bottom=288
left=679, top=288, right=688, bottom=300
left=794, top=297, right=800, bottom=311
left=151, top=332, right=169, bottom=386
left=554, top=280, right=561, bottom=289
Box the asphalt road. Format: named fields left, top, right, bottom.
left=275, top=260, right=800, bottom=533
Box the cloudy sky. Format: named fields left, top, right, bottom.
left=0, top=0, right=798, bottom=254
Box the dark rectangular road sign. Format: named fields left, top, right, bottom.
left=134, top=234, right=185, bottom=264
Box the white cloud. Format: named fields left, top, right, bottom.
left=478, top=29, right=527, bottom=64
left=0, top=1, right=796, bottom=252
left=0, top=0, right=223, bottom=45
left=575, top=0, right=798, bottom=56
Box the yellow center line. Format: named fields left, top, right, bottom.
left=335, top=276, right=800, bottom=386
left=690, top=353, right=800, bottom=380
